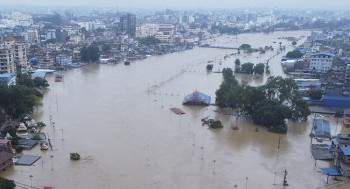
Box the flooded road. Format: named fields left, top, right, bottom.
left=2, top=31, right=350, bottom=189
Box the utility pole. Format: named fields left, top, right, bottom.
left=283, top=169, right=289, bottom=186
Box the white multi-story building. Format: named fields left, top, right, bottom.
left=0, top=38, right=27, bottom=73
left=136, top=24, right=160, bottom=38
left=309, top=52, right=335, bottom=73
left=26, top=29, right=38, bottom=43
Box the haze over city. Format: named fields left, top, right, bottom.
left=1, top=0, right=350, bottom=10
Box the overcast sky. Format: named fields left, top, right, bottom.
left=1, top=0, right=350, bottom=10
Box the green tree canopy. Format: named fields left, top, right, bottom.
left=239, top=44, right=251, bottom=49
left=234, top=58, right=241, bottom=66
left=254, top=63, right=265, bottom=75
left=102, top=44, right=111, bottom=53
left=139, top=36, right=161, bottom=46
left=87, top=45, right=100, bottom=62
left=241, top=63, right=254, bottom=74
left=80, top=44, right=100, bottom=62
left=286, top=49, right=303, bottom=59
left=206, top=64, right=213, bottom=71
left=309, top=89, right=323, bottom=99
left=215, top=74, right=310, bottom=134
left=0, top=177, right=16, bottom=189
left=0, top=85, right=41, bottom=119
left=80, top=46, right=89, bottom=62
left=33, top=77, right=49, bottom=88
left=17, top=74, right=49, bottom=89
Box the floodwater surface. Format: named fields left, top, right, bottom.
left=2, top=31, right=350, bottom=189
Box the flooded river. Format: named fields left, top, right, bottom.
left=2, top=31, right=350, bottom=189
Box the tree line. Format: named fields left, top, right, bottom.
left=234, top=58, right=265, bottom=75
left=215, top=68, right=310, bottom=134
left=80, top=44, right=100, bottom=62
left=0, top=74, right=48, bottom=119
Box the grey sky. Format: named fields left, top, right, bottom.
left=2, top=0, right=350, bottom=10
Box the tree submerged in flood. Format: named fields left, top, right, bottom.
left=215, top=68, right=310, bottom=134
left=70, top=152, right=80, bottom=160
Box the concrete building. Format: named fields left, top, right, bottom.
left=26, top=29, right=38, bottom=43
left=120, top=13, right=136, bottom=36
left=309, top=52, right=335, bottom=73
left=0, top=73, right=16, bottom=86
left=0, top=38, right=27, bottom=73
left=136, top=23, right=159, bottom=38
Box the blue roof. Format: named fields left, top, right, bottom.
left=0, top=73, right=15, bottom=78
left=314, top=119, right=331, bottom=138
left=331, top=138, right=339, bottom=146
left=320, top=168, right=342, bottom=176
left=310, top=52, right=335, bottom=57
left=183, top=91, right=211, bottom=105
left=340, top=147, right=350, bottom=156
left=297, top=82, right=321, bottom=87
left=323, top=95, right=350, bottom=107
left=31, top=71, right=46, bottom=78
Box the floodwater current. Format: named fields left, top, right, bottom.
left=2, top=31, right=350, bottom=189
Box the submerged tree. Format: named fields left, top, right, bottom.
left=215, top=74, right=310, bottom=134
left=0, top=177, right=16, bottom=189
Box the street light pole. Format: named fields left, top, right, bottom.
left=200, top=147, right=204, bottom=160
left=213, top=160, right=216, bottom=174
left=50, top=155, right=54, bottom=170
left=273, top=171, right=277, bottom=185
left=29, top=175, right=33, bottom=189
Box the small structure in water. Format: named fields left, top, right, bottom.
left=312, top=119, right=331, bottom=138
left=55, top=74, right=63, bottom=82
left=183, top=90, right=211, bottom=106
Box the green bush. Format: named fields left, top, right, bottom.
left=206, top=64, right=213, bottom=71
left=268, top=124, right=287, bottom=134
left=15, top=146, right=24, bottom=153
left=209, top=120, right=223, bottom=129
left=31, top=134, right=41, bottom=140
left=70, top=152, right=80, bottom=160
left=0, top=177, right=16, bottom=189
left=36, top=121, right=46, bottom=127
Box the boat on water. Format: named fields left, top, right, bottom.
left=183, top=90, right=211, bottom=106
left=55, top=74, right=63, bottom=82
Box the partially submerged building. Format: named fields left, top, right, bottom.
left=183, top=90, right=211, bottom=106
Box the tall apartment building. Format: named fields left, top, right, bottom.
left=0, top=38, right=27, bottom=73
left=120, top=13, right=136, bottom=36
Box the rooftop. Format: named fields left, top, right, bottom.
left=340, top=147, right=350, bottom=156
left=0, top=73, right=16, bottom=78
left=311, top=52, right=335, bottom=57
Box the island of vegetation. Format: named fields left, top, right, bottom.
left=215, top=68, right=310, bottom=134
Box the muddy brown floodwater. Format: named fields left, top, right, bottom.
left=2, top=31, right=350, bottom=189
